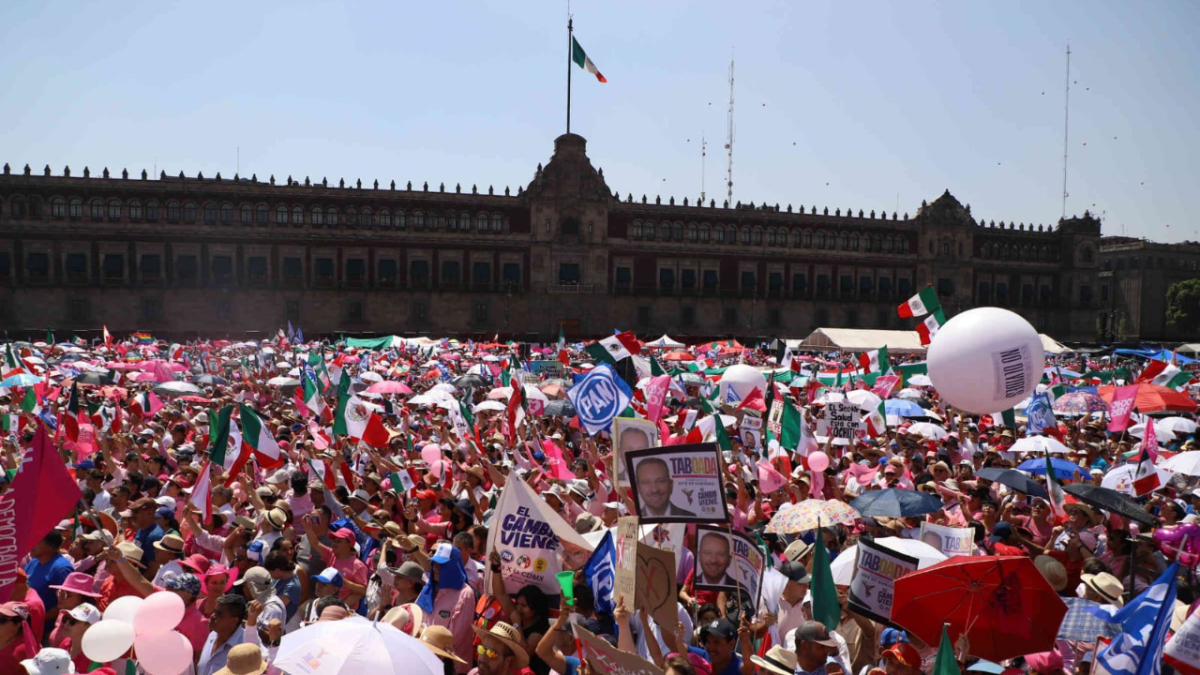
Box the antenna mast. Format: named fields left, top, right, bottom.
left=700, top=134, right=707, bottom=204
left=725, top=59, right=735, bottom=206
left=1061, top=44, right=1070, bottom=220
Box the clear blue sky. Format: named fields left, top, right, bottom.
left=2, top=1, right=1197, bottom=242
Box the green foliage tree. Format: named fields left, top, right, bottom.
left=1166, top=279, right=1200, bottom=336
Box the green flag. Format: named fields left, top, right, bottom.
left=810, top=520, right=840, bottom=631
left=713, top=415, right=733, bottom=452
left=779, top=399, right=803, bottom=451
left=650, top=354, right=667, bottom=377
left=763, top=383, right=777, bottom=444
left=1001, top=408, right=1016, bottom=429
left=333, top=374, right=352, bottom=437
left=932, top=625, right=960, bottom=675
left=208, top=405, right=234, bottom=467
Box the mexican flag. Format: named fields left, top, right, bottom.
left=301, top=370, right=326, bottom=417
left=557, top=326, right=569, bottom=367
left=865, top=400, right=887, bottom=436
left=335, top=390, right=390, bottom=448
left=584, top=331, right=640, bottom=364
left=130, top=391, right=163, bottom=418
left=19, top=388, right=41, bottom=415
left=897, top=286, right=940, bottom=318
left=1131, top=445, right=1163, bottom=497
left=229, top=404, right=284, bottom=476
left=188, top=460, right=213, bottom=523
left=207, top=406, right=235, bottom=469
left=1044, top=454, right=1069, bottom=524
left=916, top=309, right=947, bottom=345
left=1152, top=364, right=1193, bottom=390
left=506, top=381, right=526, bottom=444
left=571, top=36, right=607, bottom=83
left=857, top=347, right=891, bottom=374
left=102, top=325, right=113, bottom=348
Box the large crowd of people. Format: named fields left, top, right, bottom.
left=0, top=330, right=1197, bottom=675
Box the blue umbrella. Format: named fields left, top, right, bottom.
left=884, top=399, right=926, bottom=417
left=1017, top=457, right=1088, bottom=481
left=849, top=488, right=944, bottom=518
left=0, top=372, right=40, bottom=387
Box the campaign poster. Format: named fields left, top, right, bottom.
left=816, top=401, right=860, bottom=441
left=611, top=417, right=659, bottom=489
left=847, top=538, right=920, bottom=624
left=693, top=525, right=764, bottom=609
left=484, top=477, right=593, bottom=595
left=625, top=444, right=728, bottom=524
left=740, top=417, right=762, bottom=450
left=639, top=522, right=686, bottom=578
left=919, top=522, right=975, bottom=557
left=573, top=623, right=663, bottom=675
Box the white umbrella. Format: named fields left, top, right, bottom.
left=1161, top=451, right=1200, bottom=477
left=267, top=376, right=299, bottom=387
left=1127, top=423, right=1177, bottom=444
left=907, top=422, right=948, bottom=440
left=359, top=372, right=383, bottom=383
left=407, top=394, right=438, bottom=407
left=895, top=388, right=924, bottom=401
left=846, top=390, right=882, bottom=413
left=473, top=400, right=507, bottom=413
left=830, top=537, right=948, bottom=585
left=487, top=385, right=549, bottom=403
left=1154, top=417, right=1199, bottom=434
left=429, top=382, right=458, bottom=396
left=152, top=381, right=202, bottom=396
left=1009, top=436, right=1072, bottom=455
left=274, top=616, right=443, bottom=675
left=908, top=374, right=933, bottom=387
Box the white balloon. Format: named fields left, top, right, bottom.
left=719, top=364, right=766, bottom=403
left=927, top=307, right=1044, bottom=415
left=103, top=595, right=144, bottom=624
left=81, top=619, right=136, bottom=662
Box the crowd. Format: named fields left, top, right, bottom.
left=0, top=327, right=1197, bottom=675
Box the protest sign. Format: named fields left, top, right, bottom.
left=847, top=537, right=920, bottom=624
left=816, top=401, right=860, bottom=441
left=611, top=417, right=659, bottom=489
left=636, top=542, right=678, bottom=629
left=693, top=525, right=764, bottom=609
left=740, top=416, right=762, bottom=450
left=573, top=623, right=663, bottom=675
left=639, top=522, right=685, bottom=577
left=485, top=477, right=592, bottom=595
left=528, top=360, right=565, bottom=377
left=919, top=522, right=974, bottom=557
left=614, top=516, right=640, bottom=610
left=1165, top=603, right=1200, bottom=675
left=767, top=399, right=783, bottom=436
left=625, top=444, right=727, bottom=524
left=871, top=374, right=900, bottom=399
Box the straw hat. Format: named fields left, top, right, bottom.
left=1033, top=555, right=1067, bottom=592
left=750, top=645, right=798, bottom=675
left=382, top=603, right=425, bottom=637
left=422, top=625, right=467, bottom=664
left=214, top=643, right=268, bottom=675
left=471, top=622, right=530, bottom=669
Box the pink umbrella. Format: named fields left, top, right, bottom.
left=133, top=371, right=160, bottom=382
left=366, top=381, right=413, bottom=395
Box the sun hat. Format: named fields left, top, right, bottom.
left=214, top=643, right=268, bottom=675
left=471, top=622, right=530, bottom=669
left=421, top=625, right=467, bottom=664
left=750, top=645, right=798, bottom=675
left=1081, top=572, right=1124, bottom=607
left=116, top=542, right=146, bottom=568
left=1033, top=556, right=1068, bottom=592
left=48, top=572, right=100, bottom=598
left=20, top=647, right=76, bottom=675
left=382, top=603, right=425, bottom=636
left=153, top=533, right=185, bottom=555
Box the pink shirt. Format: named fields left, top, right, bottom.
left=425, top=585, right=476, bottom=674
left=320, top=548, right=369, bottom=602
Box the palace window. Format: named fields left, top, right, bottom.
left=51, top=197, right=66, bottom=218
left=183, top=202, right=196, bottom=222
left=312, top=207, right=324, bottom=225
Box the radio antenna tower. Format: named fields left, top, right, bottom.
left=725, top=59, right=735, bottom=206
left=700, top=134, right=707, bottom=204
left=1061, top=44, right=1071, bottom=219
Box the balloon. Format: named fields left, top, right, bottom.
left=134, top=630, right=192, bottom=675
left=133, top=591, right=185, bottom=635
left=421, top=444, right=442, bottom=467
left=719, top=364, right=767, bottom=404
left=81, top=619, right=135, bottom=662
left=927, top=307, right=1044, bottom=414
left=808, top=451, right=830, bottom=473
left=103, top=595, right=144, bottom=624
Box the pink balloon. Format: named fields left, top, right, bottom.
left=807, top=451, right=830, bottom=473
left=421, top=444, right=443, bottom=467
left=132, top=591, right=185, bottom=635
left=134, top=630, right=191, bottom=675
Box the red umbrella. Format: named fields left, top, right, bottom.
left=1098, top=383, right=1197, bottom=413
left=663, top=350, right=694, bottom=362
left=366, top=381, right=414, bottom=395
left=891, top=555, right=1067, bottom=662
left=178, top=395, right=212, bottom=403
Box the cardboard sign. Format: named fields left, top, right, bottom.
left=529, top=360, right=565, bottom=376
left=919, top=522, right=975, bottom=557
left=767, top=399, right=784, bottom=436
left=573, top=623, right=663, bottom=675
left=639, top=523, right=685, bottom=578
left=693, top=525, right=764, bottom=609
left=636, top=542, right=678, bottom=630
left=816, top=401, right=861, bottom=440
left=611, top=417, right=659, bottom=489
left=625, top=444, right=728, bottom=524
left=615, top=516, right=640, bottom=608
left=847, top=537, right=920, bottom=624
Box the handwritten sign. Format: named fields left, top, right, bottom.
left=574, top=623, right=663, bottom=675
left=848, top=537, right=920, bottom=624
left=615, top=516, right=640, bottom=608
left=817, top=401, right=861, bottom=440
left=636, top=542, right=677, bottom=629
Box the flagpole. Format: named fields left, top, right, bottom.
left=566, top=17, right=573, bottom=134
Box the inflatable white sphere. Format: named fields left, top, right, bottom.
left=927, top=307, right=1044, bottom=414
left=719, top=364, right=767, bottom=403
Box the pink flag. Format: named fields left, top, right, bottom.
left=1107, top=384, right=1139, bottom=432
left=757, top=460, right=787, bottom=494
left=0, top=421, right=82, bottom=602
left=644, top=375, right=671, bottom=422
left=307, top=419, right=331, bottom=450
left=72, top=422, right=97, bottom=456
left=153, top=361, right=174, bottom=384
left=845, top=462, right=881, bottom=487
left=542, top=440, right=575, bottom=480
left=1142, top=416, right=1161, bottom=463
left=871, top=375, right=900, bottom=399
left=292, top=387, right=310, bottom=417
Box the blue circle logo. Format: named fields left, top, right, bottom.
left=575, top=373, right=620, bottom=427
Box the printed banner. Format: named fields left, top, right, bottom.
left=1106, top=384, right=1139, bottom=433
left=485, top=477, right=592, bottom=595
left=573, top=623, right=663, bottom=675
left=816, top=401, right=860, bottom=440
left=871, top=375, right=901, bottom=400
left=847, top=537, right=920, bottom=624
left=767, top=399, right=783, bottom=436
left=625, top=444, right=728, bottom=524
left=611, top=417, right=659, bottom=490
left=693, top=525, right=764, bottom=609
left=919, top=522, right=975, bottom=557
left=1165, top=602, right=1200, bottom=675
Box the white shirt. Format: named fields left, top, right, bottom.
left=196, top=626, right=265, bottom=675
left=152, top=559, right=184, bottom=588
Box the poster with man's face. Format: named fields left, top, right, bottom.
left=693, top=525, right=763, bottom=609
left=611, top=417, right=659, bottom=489
left=624, top=444, right=727, bottom=524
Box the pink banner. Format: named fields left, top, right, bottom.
left=541, top=440, right=575, bottom=480
left=528, top=398, right=545, bottom=417
left=871, top=375, right=900, bottom=399
left=1107, top=384, right=1139, bottom=432
left=644, top=375, right=671, bottom=422
left=757, top=460, right=787, bottom=494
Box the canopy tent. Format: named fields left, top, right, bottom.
left=1112, top=346, right=1199, bottom=364
left=343, top=336, right=439, bottom=350
left=1177, top=343, right=1200, bottom=355
left=1039, top=334, right=1072, bottom=356
left=645, top=335, right=686, bottom=349
left=794, top=328, right=926, bottom=355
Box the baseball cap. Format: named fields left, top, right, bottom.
left=329, top=527, right=356, bottom=543
left=313, top=567, right=344, bottom=588
left=778, top=561, right=811, bottom=584
left=415, top=489, right=437, bottom=502
left=66, top=603, right=102, bottom=625
left=794, top=621, right=838, bottom=647
left=430, top=542, right=456, bottom=564
left=699, top=618, right=737, bottom=641
left=0, top=602, right=30, bottom=620
left=879, top=627, right=909, bottom=647
left=989, top=521, right=1014, bottom=543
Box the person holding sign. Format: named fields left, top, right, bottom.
left=635, top=458, right=698, bottom=519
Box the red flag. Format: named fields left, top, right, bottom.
left=1106, top=384, right=1139, bottom=432
left=736, top=387, right=767, bottom=413
left=506, top=383, right=526, bottom=444
left=1136, top=360, right=1168, bottom=383
left=0, top=421, right=82, bottom=602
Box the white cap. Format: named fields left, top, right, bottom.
left=66, top=603, right=101, bottom=625
left=20, top=648, right=75, bottom=675
left=154, top=496, right=177, bottom=511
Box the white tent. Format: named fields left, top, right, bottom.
left=645, top=334, right=686, bottom=348
left=1039, top=334, right=1072, bottom=356
left=794, top=328, right=927, bottom=355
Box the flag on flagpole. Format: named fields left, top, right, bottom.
left=506, top=381, right=526, bottom=444
left=571, top=36, right=607, bottom=83
left=188, top=461, right=213, bottom=523
left=1044, top=454, right=1069, bottom=524
left=857, top=347, right=891, bottom=374
left=226, top=405, right=284, bottom=482
left=102, top=325, right=113, bottom=348
left=932, top=625, right=960, bottom=675
left=130, top=391, right=163, bottom=418
left=557, top=326, right=570, bottom=367
left=1091, top=563, right=1178, bottom=675
left=810, top=518, right=840, bottom=631
left=916, top=310, right=947, bottom=345
left=897, top=286, right=940, bottom=318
